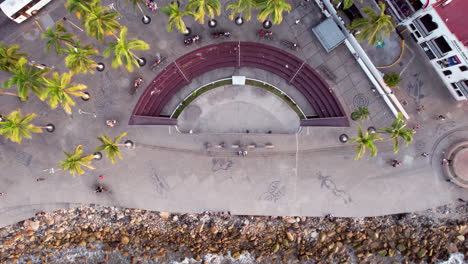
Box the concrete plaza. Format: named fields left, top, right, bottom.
left=0, top=0, right=467, bottom=227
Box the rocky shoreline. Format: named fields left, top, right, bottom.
left=0, top=203, right=466, bottom=264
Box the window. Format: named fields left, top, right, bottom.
left=443, top=70, right=452, bottom=76
left=415, top=31, right=421, bottom=38
left=434, top=37, right=452, bottom=53
left=460, top=66, right=467, bottom=72
left=410, top=24, right=416, bottom=30
left=419, top=14, right=438, bottom=32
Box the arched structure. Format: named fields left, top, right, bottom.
left=130, top=42, right=349, bottom=127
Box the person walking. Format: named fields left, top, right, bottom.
left=106, top=120, right=117, bottom=127
left=421, top=152, right=429, bottom=157
left=446, top=178, right=455, bottom=183
left=437, top=115, right=446, bottom=120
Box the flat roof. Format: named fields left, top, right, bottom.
left=312, top=18, right=346, bottom=53
left=434, top=0, right=468, bottom=47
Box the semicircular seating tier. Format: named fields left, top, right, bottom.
left=130, top=41, right=349, bottom=127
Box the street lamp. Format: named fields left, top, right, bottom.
left=93, top=152, right=103, bottom=160
left=142, top=15, right=151, bottom=24
left=45, top=124, right=55, bottom=133
left=208, top=19, right=217, bottom=28
left=184, top=27, right=192, bottom=36
left=367, top=126, right=377, bottom=134
left=81, top=92, right=90, bottom=101
left=0, top=115, right=3, bottom=122
left=339, top=134, right=349, bottom=143
left=137, top=57, right=146, bottom=67
left=263, top=20, right=272, bottom=29
left=235, top=17, right=244, bottom=26
left=124, top=140, right=135, bottom=149
left=96, top=62, right=105, bottom=72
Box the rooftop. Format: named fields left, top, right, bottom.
left=433, top=0, right=468, bottom=47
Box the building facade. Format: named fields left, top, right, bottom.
left=384, top=0, right=468, bottom=101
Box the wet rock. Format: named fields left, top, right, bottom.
left=121, top=236, right=130, bottom=245
left=456, top=235, right=465, bottom=241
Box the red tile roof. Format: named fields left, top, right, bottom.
left=434, top=0, right=468, bottom=47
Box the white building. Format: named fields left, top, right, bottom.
left=383, top=0, right=468, bottom=101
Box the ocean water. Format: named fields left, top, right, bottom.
left=16, top=245, right=466, bottom=264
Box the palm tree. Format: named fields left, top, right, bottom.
left=82, top=1, right=121, bottom=42
left=0, top=88, right=20, bottom=98
left=124, top=0, right=147, bottom=15
left=4, top=58, right=49, bottom=101
left=64, top=42, right=100, bottom=74
left=162, top=2, right=194, bottom=33
left=350, top=2, right=395, bottom=46
left=226, top=0, right=256, bottom=21
left=65, top=0, right=96, bottom=19
left=187, top=0, right=221, bottom=24
left=0, top=110, right=43, bottom=144
left=95, top=133, right=129, bottom=164
left=41, top=22, right=76, bottom=54
left=104, top=27, right=150, bottom=72
left=41, top=72, right=87, bottom=114
left=333, top=0, right=362, bottom=10
left=256, top=0, right=291, bottom=25
left=378, top=113, right=415, bottom=153
left=349, top=123, right=383, bottom=160
left=0, top=42, right=28, bottom=72
left=351, top=106, right=370, bottom=121
left=58, top=145, right=95, bottom=176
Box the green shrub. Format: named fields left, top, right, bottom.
left=383, top=73, right=400, bottom=87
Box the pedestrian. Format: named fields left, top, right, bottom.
left=99, top=175, right=105, bottom=180
left=458, top=198, right=466, bottom=202
left=106, top=120, right=117, bottom=127
left=392, top=159, right=401, bottom=167
left=437, top=115, right=446, bottom=120
left=95, top=185, right=104, bottom=193
left=242, top=151, right=248, bottom=156
left=416, top=105, right=425, bottom=113
left=413, top=124, right=420, bottom=130
left=442, top=158, right=451, bottom=165
left=421, top=152, right=429, bottom=157
left=446, top=178, right=455, bottom=183
left=0, top=192, right=4, bottom=196
left=36, top=178, right=45, bottom=182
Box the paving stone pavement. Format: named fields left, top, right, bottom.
left=0, top=0, right=467, bottom=227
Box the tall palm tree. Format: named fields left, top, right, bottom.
left=378, top=113, right=415, bottom=153
left=0, top=110, right=42, bottom=144
left=187, top=0, right=221, bottom=24
left=350, top=2, right=395, bottom=46
left=64, top=42, right=100, bottom=74
left=58, top=145, right=95, bottom=176
left=95, top=133, right=128, bottom=164
left=65, top=0, right=96, bottom=19
left=124, top=0, right=146, bottom=16
left=4, top=58, right=49, bottom=101
left=104, top=27, right=150, bottom=72
left=0, top=42, right=28, bottom=72
left=256, top=0, right=291, bottom=25
left=0, top=88, right=20, bottom=98
left=41, top=72, right=87, bottom=114
left=162, top=2, right=194, bottom=33
left=349, top=123, right=383, bottom=160
left=334, top=0, right=362, bottom=10
left=226, top=0, right=256, bottom=21
left=41, top=22, right=76, bottom=54
left=82, top=1, right=121, bottom=42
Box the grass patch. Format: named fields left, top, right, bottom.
left=171, top=79, right=306, bottom=119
